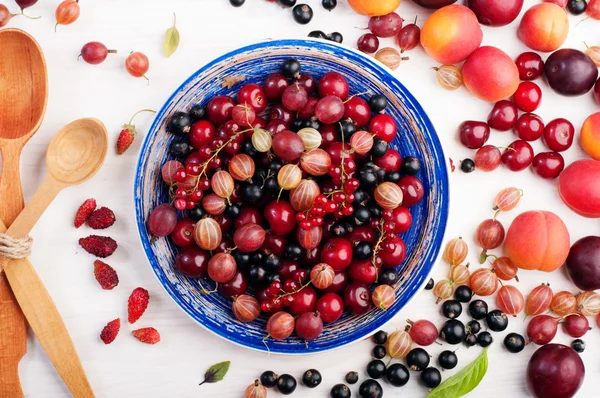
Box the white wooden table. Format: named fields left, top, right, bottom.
left=4, top=0, right=599, bottom=396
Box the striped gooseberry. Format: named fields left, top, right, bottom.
left=492, top=256, right=519, bottom=281
left=234, top=223, right=266, bottom=252
left=297, top=127, right=322, bottom=149
left=251, top=128, right=272, bottom=152
left=290, top=179, right=320, bottom=212
left=245, top=380, right=267, bottom=398
left=194, top=217, right=222, bottom=250
left=228, top=153, right=255, bottom=181
left=233, top=294, right=261, bottom=323
left=450, top=264, right=470, bottom=285
left=386, top=329, right=412, bottom=358
left=211, top=170, right=234, bottom=199
left=469, top=268, right=498, bottom=296
left=442, top=237, right=468, bottom=266
left=493, top=187, right=523, bottom=212
left=475, top=219, right=505, bottom=262
left=207, top=252, right=237, bottom=283
left=526, top=283, right=553, bottom=317
left=202, top=193, right=226, bottom=215
left=310, top=263, right=335, bottom=289
left=300, top=148, right=332, bottom=176
left=374, top=182, right=404, bottom=210
left=267, top=311, right=295, bottom=340
left=372, top=284, right=395, bottom=310
left=433, top=279, right=454, bottom=304
left=576, top=291, right=600, bottom=316
left=297, top=225, right=323, bottom=250
left=278, top=164, right=302, bottom=190
left=496, top=285, right=524, bottom=316
left=349, top=131, right=374, bottom=154
left=550, top=291, right=577, bottom=316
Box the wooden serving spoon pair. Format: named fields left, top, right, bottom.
left=0, top=29, right=107, bottom=397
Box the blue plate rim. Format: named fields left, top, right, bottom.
left=134, top=38, right=450, bottom=355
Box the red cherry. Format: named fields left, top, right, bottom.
left=237, top=83, right=267, bottom=112
left=369, top=114, right=397, bottom=143
left=398, top=176, right=424, bottom=207
left=327, top=142, right=353, bottom=164
left=391, top=207, right=412, bottom=233
left=263, top=73, right=289, bottom=100
left=344, top=97, right=371, bottom=128
left=189, top=120, right=216, bottom=148
left=234, top=206, right=264, bottom=229
left=218, top=271, right=248, bottom=297
left=301, top=246, right=323, bottom=268
left=320, top=124, right=340, bottom=148
left=288, top=286, right=318, bottom=315
left=348, top=259, right=378, bottom=285
left=316, top=293, right=344, bottom=323
left=532, top=152, right=565, bottom=179
left=261, top=232, right=288, bottom=257
left=296, top=74, right=316, bottom=94
left=321, top=238, right=353, bottom=271
left=175, top=246, right=209, bottom=278
left=458, top=121, right=491, bottom=149
left=543, top=118, right=574, bottom=152
left=266, top=120, right=288, bottom=135
left=347, top=226, right=376, bottom=245
left=513, top=82, right=542, bottom=112
left=502, top=140, right=534, bottom=171
left=318, top=72, right=349, bottom=100
left=487, top=100, right=518, bottom=131
left=171, top=218, right=195, bottom=247
left=515, top=113, right=544, bottom=141
left=344, top=283, right=372, bottom=315
left=280, top=260, right=300, bottom=280
left=379, top=235, right=407, bottom=267
left=374, top=148, right=402, bottom=172
left=515, top=52, right=544, bottom=81
left=207, top=95, right=235, bottom=125
left=322, top=271, right=349, bottom=294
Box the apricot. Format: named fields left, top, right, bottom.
left=518, top=3, right=569, bottom=52
left=420, top=4, right=483, bottom=65
left=462, top=46, right=520, bottom=102
left=580, top=112, right=600, bottom=160
left=347, top=0, right=401, bottom=16
left=559, top=160, right=600, bottom=218
left=505, top=210, right=570, bottom=272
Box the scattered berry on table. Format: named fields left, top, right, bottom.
left=278, top=0, right=297, bottom=7
left=464, top=333, right=477, bottom=347
left=420, top=367, right=442, bottom=390
left=385, top=363, right=410, bottom=387
left=345, top=371, right=359, bottom=385
left=260, top=371, right=278, bottom=388
left=439, top=319, right=466, bottom=345
left=359, top=379, right=383, bottom=398
left=132, top=327, right=160, bottom=344
left=322, top=0, right=337, bottom=11
left=87, top=207, right=116, bottom=229
left=366, top=359, right=387, bottom=379
left=292, top=4, right=313, bottom=24
left=441, top=299, right=463, bottom=319
left=454, top=285, right=473, bottom=303
left=373, top=345, right=386, bottom=359
left=438, top=350, right=458, bottom=369
left=125, top=51, right=150, bottom=81
left=93, top=260, right=119, bottom=290
left=372, top=330, right=388, bottom=345
left=328, top=32, right=343, bottom=43
left=229, top=0, right=245, bottom=7
left=79, top=41, right=116, bottom=65
left=477, top=331, right=493, bottom=347
left=571, top=339, right=586, bottom=353
left=100, top=318, right=120, bottom=344
left=504, top=332, right=525, bottom=353
left=466, top=320, right=481, bottom=334
left=308, top=30, right=328, bottom=39
left=406, top=348, right=431, bottom=371
left=468, top=299, right=489, bottom=320
left=127, top=287, right=150, bottom=324
left=486, top=309, right=509, bottom=332
left=302, top=369, right=322, bottom=388
left=330, top=383, right=350, bottom=398
left=460, top=158, right=475, bottom=173
left=116, top=109, right=156, bottom=154
left=276, top=374, right=297, bottom=395
left=424, top=278, right=434, bottom=290
left=79, top=235, right=117, bottom=258
left=55, top=0, right=80, bottom=31
left=74, top=198, right=96, bottom=228
left=567, top=0, right=588, bottom=15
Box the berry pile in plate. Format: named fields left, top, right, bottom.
left=148, top=58, right=426, bottom=342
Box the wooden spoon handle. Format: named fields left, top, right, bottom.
left=0, top=145, right=24, bottom=226
left=0, top=355, right=22, bottom=398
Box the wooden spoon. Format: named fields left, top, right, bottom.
left=0, top=118, right=107, bottom=398
left=0, top=28, right=47, bottom=396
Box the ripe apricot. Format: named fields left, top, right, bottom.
left=580, top=112, right=600, bottom=160
left=518, top=3, right=569, bottom=52
left=347, top=0, right=401, bottom=16
left=462, top=46, right=520, bottom=102
left=559, top=160, right=600, bottom=218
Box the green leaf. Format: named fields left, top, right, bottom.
left=199, top=361, right=230, bottom=386
left=163, top=13, right=180, bottom=58
left=427, top=348, right=488, bottom=398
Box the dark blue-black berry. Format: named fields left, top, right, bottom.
left=442, top=300, right=463, bottom=319
left=186, top=204, right=205, bottom=221
left=454, top=285, right=473, bottom=303
left=302, top=369, right=322, bottom=388
left=248, top=265, right=267, bottom=286
left=438, top=350, right=458, bottom=369
left=264, top=254, right=281, bottom=272
left=373, top=345, right=386, bottom=359
left=357, top=167, right=378, bottom=189
left=385, top=363, right=409, bottom=387
left=464, top=333, right=477, bottom=347
left=251, top=251, right=265, bottom=265
left=241, top=183, right=263, bottom=205
left=353, top=205, right=371, bottom=224
left=486, top=310, right=508, bottom=332
left=468, top=299, right=488, bottom=320
left=168, top=112, right=193, bottom=136
left=241, top=140, right=258, bottom=157
left=439, top=319, right=466, bottom=345
left=504, top=333, right=525, bottom=353
left=425, top=278, right=434, bottom=290
left=572, top=339, right=586, bottom=353
left=353, top=189, right=367, bottom=204
left=278, top=0, right=297, bottom=7
left=292, top=4, right=313, bottom=24
left=567, top=0, right=587, bottom=15
left=384, top=170, right=401, bottom=183
left=368, top=94, right=388, bottom=113
left=290, top=118, right=304, bottom=132
left=226, top=203, right=241, bottom=219
left=359, top=379, right=383, bottom=398
left=284, top=243, right=302, bottom=260
left=169, top=140, right=191, bottom=158
left=401, top=156, right=421, bottom=175
left=370, top=138, right=388, bottom=157
left=477, top=331, right=493, bottom=347
left=265, top=273, right=280, bottom=284
left=269, top=159, right=283, bottom=173
left=229, top=0, right=245, bottom=7
left=461, top=158, right=475, bottom=173
left=345, top=371, right=359, bottom=385
left=322, top=0, right=337, bottom=10
left=281, top=58, right=301, bottom=78
left=380, top=268, right=399, bottom=286
left=264, top=178, right=281, bottom=195
left=276, top=374, right=297, bottom=395
left=188, top=104, right=206, bottom=121
left=337, top=120, right=357, bottom=139
left=372, top=330, right=387, bottom=344
left=260, top=371, right=278, bottom=388
left=406, top=348, right=430, bottom=371
left=354, top=242, right=373, bottom=260
left=302, top=118, right=321, bottom=130
left=420, top=367, right=442, bottom=389
left=366, top=359, right=386, bottom=379
left=308, top=30, right=328, bottom=39
left=328, top=32, right=343, bottom=43
left=466, top=320, right=481, bottom=334
left=331, top=384, right=351, bottom=398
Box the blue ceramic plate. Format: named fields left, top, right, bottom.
left=134, top=39, right=449, bottom=354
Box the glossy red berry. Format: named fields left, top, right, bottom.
left=458, top=121, right=490, bottom=149
left=515, top=113, right=544, bottom=141
left=515, top=52, right=544, bottom=81
left=513, top=82, right=542, bottom=112
left=532, top=152, right=565, bottom=179
left=502, top=140, right=534, bottom=171
left=397, top=176, right=424, bottom=206
left=543, top=118, right=574, bottom=152
left=487, top=100, right=518, bottom=131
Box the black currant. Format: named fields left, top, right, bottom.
left=439, top=319, right=466, bottom=345
left=373, top=345, right=386, bottom=359
left=330, top=222, right=347, bottom=237
left=308, top=30, right=328, bottom=39
left=385, top=363, right=409, bottom=387
left=260, top=370, right=278, bottom=388
left=357, top=167, right=378, bottom=189
left=345, top=371, right=359, bottom=385
left=331, top=384, right=351, bottom=398
left=438, top=350, right=458, bottom=370
left=292, top=4, right=313, bottom=25
left=226, top=203, right=241, bottom=219
left=248, top=265, right=267, bottom=285
left=264, top=178, right=281, bottom=195
left=486, top=309, right=508, bottom=332
left=420, top=367, right=442, bottom=389
left=290, top=118, right=304, bottom=132
left=366, top=202, right=382, bottom=219
left=477, top=331, right=493, bottom=347
left=284, top=243, right=302, bottom=259
left=168, top=111, right=193, bottom=136
left=366, top=359, right=386, bottom=379
left=572, top=339, right=586, bottom=353
left=442, top=300, right=463, bottom=319
left=241, top=140, right=258, bottom=157
left=461, top=158, right=475, bottom=173
left=359, top=379, right=383, bottom=398
left=401, top=156, right=421, bottom=175
left=354, top=242, right=373, bottom=260
left=466, top=320, right=481, bottom=335
left=375, top=167, right=386, bottom=181
left=322, top=0, right=337, bottom=10
left=229, top=0, right=245, bottom=7
left=425, top=278, right=434, bottom=290
left=368, top=94, right=388, bottom=113
left=302, top=369, right=322, bottom=388
left=264, top=254, right=281, bottom=272
left=384, top=170, right=401, bottom=183
left=504, top=332, right=525, bottom=353
left=468, top=299, right=488, bottom=320
left=302, top=118, right=321, bottom=130
left=337, top=120, right=357, bottom=139
left=251, top=251, right=265, bottom=265
left=281, top=58, right=301, bottom=78
left=372, top=330, right=388, bottom=345
left=406, top=348, right=430, bottom=371
left=464, top=333, right=477, bottom=347
left=328, top=32, right=343, bottom=43
left=454, top=285, right=473, bottom=303
left=276, top=374, right=297, bottom=395
left=169, top=140, right=191, bottom=158
left=268, top=159, right=283, bottom=173
left=186, top=204, right=205, bottom=221
left=370, top=138, right=388, bottom=157
left=353, top=189, right=367, bottom=204
left=379, top=268, right=399, bottom=286
left=265, top=273, right=280, bottom=284
left=278, top=0, right=297, bottom=7
left=188, top=104, right=206, bottom=121
left=241, top=183, right=263, bottom=205
left=567, top=0, right=587, bottom=15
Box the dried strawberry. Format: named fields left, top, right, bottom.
left=128, top=287, right=150, bottom=324
left=74, top=198, right=96, bottom=228
left=100, top=319, right=120, bottom=344
left=79, top=235, right=118, bottom=258
left=87, top=207, right=116, bottom=229
left=132, top=327, right=160, bottom=344
left=94, top=260, right=118, bottom=290
left=116, top=109, right=156, bottom=155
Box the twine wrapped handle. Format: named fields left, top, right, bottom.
left=0, top=233, right=32, bottom=262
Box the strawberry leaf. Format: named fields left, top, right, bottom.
left=199, top=361, right=231, bottom=386
left=163, top=13, right=180, bottom=58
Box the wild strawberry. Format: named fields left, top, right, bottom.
left=74, top=198, right=96, bottom=228
left=132, top=327, right=160, bottom=344
left=79, top=235, right=118, bottom=258
left=128, top=287, right=150, bottom=324
left=87, top=207, right=116, bottom=229
left=94, top=260, right=118, bottom=290
left=115, top=109, right=156, bottom=155
left=100, top=319, right=120, bottom=344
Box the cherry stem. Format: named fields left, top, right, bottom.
left=143, top=75, right=150, bottom=85
left=14, top=11, right=41, bottom=19
left=128, top=109, right=157, bottom=127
